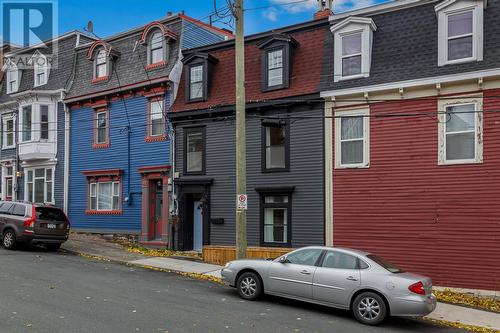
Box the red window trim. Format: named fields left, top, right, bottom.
left=92, top=108, right=110, bottom=149
left=83, top=170, right=123, bottom=215
left=145, top=95, right=167, bottom=142
left=145, top=60, right=167, bottom=71
left=92, top=75, right=109, bottom=84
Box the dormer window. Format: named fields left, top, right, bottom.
left=331, top=17, right=377, bottom=82
left=6, top=63, right=19, bottom=94
left=341, top=33, right=362, bottom=77
left=267, top=49, right=284, bottom=87
left=189, top=64, right=204, bottom=100
left=95, top=49, right=107, bottom=78
left=182, top=53, right=218, bottom=102
left=33, top=53, right=49, bottom=87
left=436, top=0, right=485, bottom=66
left=258, top=34, right=298, bottom=91
left=149, top=31, right=165, bottom=65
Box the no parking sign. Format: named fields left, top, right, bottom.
left=237, top=194, right=247, bottom=210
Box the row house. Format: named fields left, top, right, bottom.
left=63, top=14, right=232, bottom=245
left=0, top=32, right=95, bottom=207
left=168, top=5, right=332, bottom=258
left=320, top=0, right=500, bottom=290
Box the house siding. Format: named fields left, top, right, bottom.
left=181, top=20, right=227, bottom=50
left=175, top=103, right=325, bottom=247
left=68, top=94, right=170, bottom=233
left=331, top=88, right=500, bottom=291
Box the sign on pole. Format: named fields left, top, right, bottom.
left=237, top=194, right=247, bottom=210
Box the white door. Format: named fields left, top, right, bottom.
left=193, top=201, right=203, bottom=251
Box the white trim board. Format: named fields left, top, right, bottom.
left=321, top=68, right=500, bottom=98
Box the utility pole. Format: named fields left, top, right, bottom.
left=234, top=0, right=247, bottom=259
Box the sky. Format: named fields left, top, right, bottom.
left=56, top=0, right=391, bottom=39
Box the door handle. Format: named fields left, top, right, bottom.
left=300, top=270, right=311, bottom=275
left=346, top=276, right=358, bottom=281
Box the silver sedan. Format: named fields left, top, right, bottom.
left=221, top=246, right=436, bottom=325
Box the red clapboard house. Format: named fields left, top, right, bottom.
left=320, top=0, right=500, bottom=291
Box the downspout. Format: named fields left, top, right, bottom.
left=63, top=96, right=70, bottom=213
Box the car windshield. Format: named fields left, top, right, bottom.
left=35, top=207, right=67, bottom=222
left=367, top=254, right=404, bottom=273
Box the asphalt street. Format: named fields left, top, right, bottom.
left=0, top=246, right=466, bottom=333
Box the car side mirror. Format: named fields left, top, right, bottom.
left=279, top=256, right=288, bottom=264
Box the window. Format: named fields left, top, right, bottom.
left=262, top=194, right=291, bottom=246
left=12, top=204, right=26, bottom=217
left=94, top=110, right=109, bottom=146
left=436, top=1, right=485, bottom=66
left=322, top=251, right=359, bottom=270
left=267, top=49, right=284, bottom=87
left=25, top=167, right=54, bottom=204
left=34, top=54, right=49, bottom=87
left=285, top=248, right=323, bottom=266
left=148, top=98, right=165, bottom=137
left=149, top=31, right=164, bottom=65
left=2, top=165, right=14, bottom=201
left=335, top=108, right=370, bottom=168
left=89, top=181, right=120, bottom=211
left=21, top=105, right=32, bottom=142
left=438, top=98, right=482, bottom=165
left=189, top=64, right=204, bottom=101
left=447, top=11, right=473, bottom=61
left=0, top=202, right=13, bottom=214
left=2, top=117, right=15, bottom=148
left=6, top=64, right=19, bottom=94
left=341, top=33, right=362, bottom=77
left=40, top=105, right=49, bottom=140
left=262, top=121, right=289, bottom=171
left=367, top=254, right=403, bottom=273
left=184, top=127, right=205, bottom=174
left=95, top=49, right=107, bottom=78
left=331, top=17, right=376, bottom=82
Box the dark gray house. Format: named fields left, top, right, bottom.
left=0, top=31, right=95, bottom=209
left=169, top=8, right=332, bottom=262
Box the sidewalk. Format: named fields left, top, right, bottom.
left=62, top=233, right=500, bottom=332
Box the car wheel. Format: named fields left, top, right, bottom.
left=352, top=292, right=387, bottom=325
left=2, top=230, right=17, bottom=250
left=45, top=243, right=62, bottom=252
left=237, top=272, right=262, bottom=301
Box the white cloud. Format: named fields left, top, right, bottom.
left=262, top=7, right=279, bottom=21
left=267, top=0, right=383, bottom=15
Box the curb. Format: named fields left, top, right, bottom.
left=61, top=248, right=223, bottom=284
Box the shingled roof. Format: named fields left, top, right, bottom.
left=65, top=14, right=233, bottom=102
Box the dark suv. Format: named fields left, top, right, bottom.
left=0, top=201, right=70, bottom=251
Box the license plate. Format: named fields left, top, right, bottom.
left=47, top=224, right=57, bottom=229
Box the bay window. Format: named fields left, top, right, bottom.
left=25, top=167, right=54, bottom=204
left=40, top=105, right=49, bottom=140
left=22, top=105, right=32, bottom=142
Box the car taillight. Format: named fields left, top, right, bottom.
left=23, top=206, right=37, bottom=232
left=408, top=281, right=426, bottom=295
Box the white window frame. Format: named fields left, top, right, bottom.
left=89, top=181, right=120, bottom=211
left=331, top=17, right=376, bottom=83
left=1, top=162, right=16, bottom=201
left=18, top=103, right=55, bottom=143
left=95, top=49, right=108, bottom=79
left=33, top=53, right=49, bottom=87
left=6, top=63, right=20, bottom=94
left=148, top=31, right=165, bottom=65
left=436, top=0, right=485, bottom=66
left=95, top=110, right=109, bottom=144
left=267, top=48, right=284, bottom=88
left=189, top=64, right=204, bottom=100
left=2, top=116, right=15, bottom=149
left=24, top=167, right=55, bottom=204
left=334, top=108, right=370, bottom=169
left=438, top=96, right=483, bottom=165
left=148, top=98, right=165, bottom=137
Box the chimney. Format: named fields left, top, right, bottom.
left=314, top=0, right=333, bottom=20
